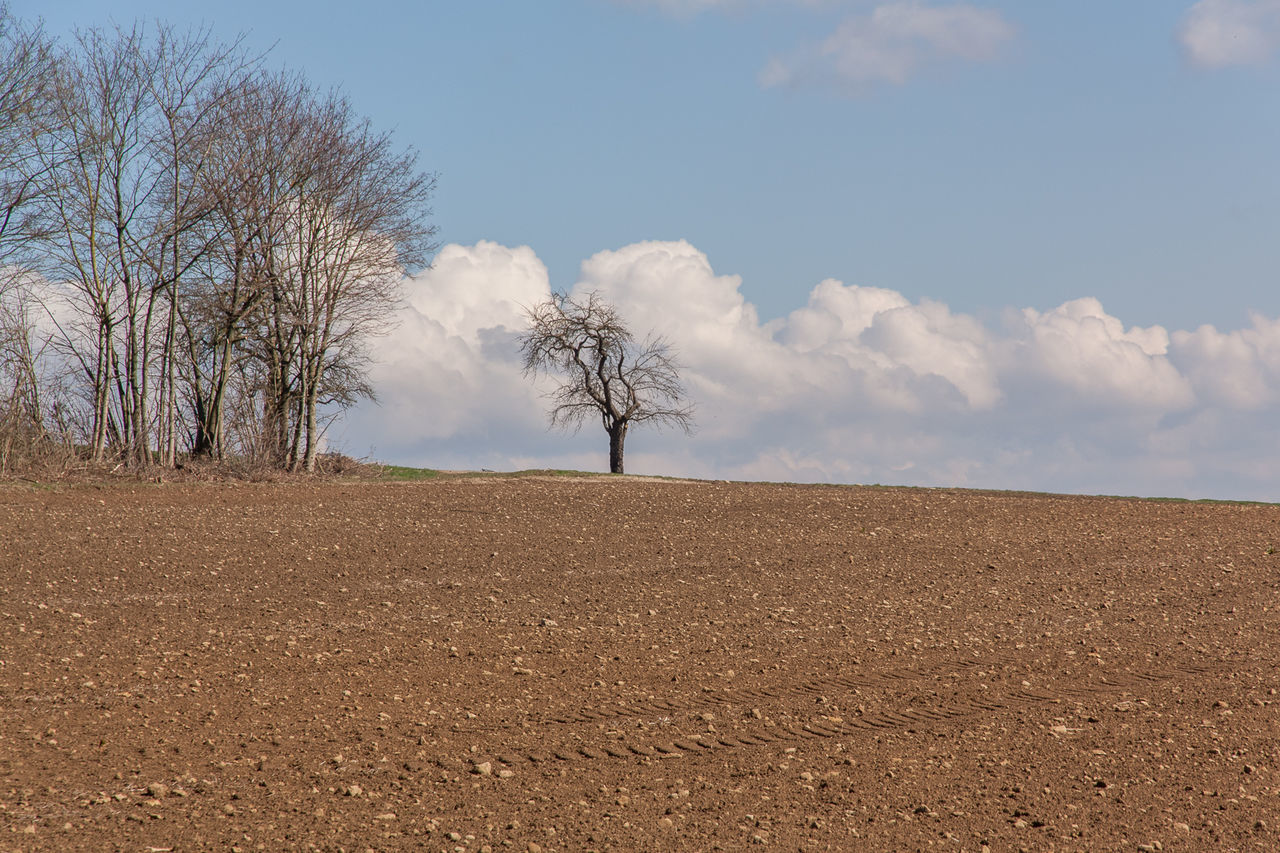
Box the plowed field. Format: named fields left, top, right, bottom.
left=2, top=477, right=1279, bottom=851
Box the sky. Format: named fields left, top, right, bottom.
left=16, top=0, right=1280, bottom=499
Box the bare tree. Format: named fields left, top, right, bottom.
left=0, top=7, right=54, bottom=469
left=177, top=70, right=312, bottom=461
left=0, top=274, right=42, bottom=468
left=22, top=24, right=151, bottom=462
left=3, top=10, right=435, bottom=473
left=0, top=4, right=52, bottom=263
left=520, top=291, right=694, bottom=474
left=23, top=22, right=246, bottom=465
left=198, top=81, right=437, bottom=472
left=138, top=24, right=256, bottom=467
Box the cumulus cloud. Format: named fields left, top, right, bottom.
left=1001, top=298, right=1193, bottom=411
left=1181, top=0, right=1280, bottom=67
left=760, top=1, right=1015, bottom=92
left=782, top=280, right=1000, bottom=408
left=1170, top=313, right=1280, bottom=407
left=338, top=241, right=565, bottom=467
left=342, top=239, right=1280, bottom=501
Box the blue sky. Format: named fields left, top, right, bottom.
left=18, top=1, right=1280, bottom=497
left=22, top=0, right=1280, bottom=328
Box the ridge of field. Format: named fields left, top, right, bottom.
left=2, top=477, right=1278, bottom=851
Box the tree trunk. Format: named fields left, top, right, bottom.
left=90, top=321, right=110, bottom=462
left=302, top=385, right=318, bottom=473
left=191, top=387, right=214, bottom=457
left=608, top=420, right=627, bottom=475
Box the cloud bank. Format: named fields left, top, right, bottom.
left=1181, top=0, right=1280, bottom=67
left=340, top=239, right=1280, bottom=501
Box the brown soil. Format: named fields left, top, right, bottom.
left=2, top=477, right=1278, bottom=852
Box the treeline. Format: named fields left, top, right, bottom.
left=0, top=6, right=436, bottom=474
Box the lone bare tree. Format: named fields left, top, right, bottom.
left=520, top=291, right=693, bottom=474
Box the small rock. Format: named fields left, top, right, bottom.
left=527, top=844, right=542, bottom=853
left=1013, top=819, right=1028, bottom=829
left=497, top=769, right=515, bottom=779
left=146, top=783, right=169, bottom=799
left=375, top=812, right=397, bottom=821
left=539, top=618, right=557, bottom=627
left=447, top=831, right=462, bottom=841
left=345, top=784, right=363, bottom=797
left=1173, top=822, right=1190, bottom=833
left=658, top=817, right=674, bottom=829
left=473, top=761, right=493, bottom=776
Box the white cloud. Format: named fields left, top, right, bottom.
left=339, top=241, right=558, bottom=464
left=342, top=239, right=1280, bottom=501
left=761, top=1, right=1015, bottom=92
left=1002, top=298, right=1193, bottom=410
left=571, top=240, right=795, bottom=413
left=1170, top=313, right=1280, bottom=407
left=1181, top=0, right=1280, bottom=67
left=782, top=280, right=1000, bottom=408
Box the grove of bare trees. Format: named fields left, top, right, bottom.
left=520, top=291, right=694, bottom=474
left=0, top=6, right=436, bottom=474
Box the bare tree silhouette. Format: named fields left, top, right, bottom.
left=520, top=291, right=693, bottom=474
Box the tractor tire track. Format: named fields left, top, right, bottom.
left=472, top=658, right=1219, bottom=770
